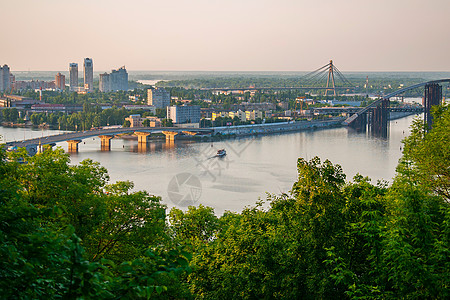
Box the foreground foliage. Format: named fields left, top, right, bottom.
left=0, top=106, right=449, bottom=299
left=0, top=148, right=191, bottom=299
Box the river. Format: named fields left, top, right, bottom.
left=0, top=114, right=420, bottom=215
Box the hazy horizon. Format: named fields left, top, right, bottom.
left=2, top=0, right=449, bottom=72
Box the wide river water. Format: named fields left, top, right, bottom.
left=1, top=114, right=420, bottom=215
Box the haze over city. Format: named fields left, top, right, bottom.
left=2, top=0, right=449, bottom=72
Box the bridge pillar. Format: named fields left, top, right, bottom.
left=162, top=131, right=178, bottom=142
left=67, top=140, right=81, bottom=153
left=424, top=83, right=442, bottom=130
left=370, top=99, right=389, bottom=137
left=135, top=132, right=151, bottom=144
left=349, top=113, right=367, bottom=132
left=99, top=135, right=114, bottom=151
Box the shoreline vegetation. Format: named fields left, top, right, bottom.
left=1, top=105, right=449, bottom=298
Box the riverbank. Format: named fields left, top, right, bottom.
left=1, top=122, right=30, bottom=128
left=110, top=119, right=345, bottom=142
left=212, top=118, right=344, bottom=137
left=1, top=121, right=52, bottom=129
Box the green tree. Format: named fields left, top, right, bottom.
left=169, top=205, right=219, bottom=247
left=142, top=119, right=150, bottom=127
left=400, top=105, right=450, bottom=200
left=161, top=118, right=173, bottom=127
left=84, top=180, right=167, bottom=263
left=0, top=146, right=192, bottom=298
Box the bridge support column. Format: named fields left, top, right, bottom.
left=162, top=131, right=178, bottom=142
left=99, top=135, right=114, bottom=151
left=67, top=140, right=81, bottom=153
left=370, top=99, right=389, bottom=137
left=135, top=132, right=151, bottom=144
left=349, top=113, right=367, bottom=132
left=424, top=83, right=442, bottom=130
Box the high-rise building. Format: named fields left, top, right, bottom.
left=69, top=63, right=78, bottom=91
left=148, top=87, right=170, bottom=108
left=99, top=66, right=128, bottom=92
left=0, top=64, right=11, bottom=92
left=83, top=58, right=93, bottom=92
left=110, top=66, right=128, bottom=91
left=167, top=105, right=201, bottom=124
left=55, top=72, right=65, bottom=91
left=99, top=73, right=110, bottom=92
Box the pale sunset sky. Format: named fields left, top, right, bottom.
left=1, top=0, right=449, bottom=71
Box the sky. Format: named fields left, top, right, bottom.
left=1, top=0, right=450, bottom=72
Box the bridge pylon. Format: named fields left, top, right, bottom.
left=300, top=60, right=353, bottom=97
left=324, top=60, right=336, bottom=97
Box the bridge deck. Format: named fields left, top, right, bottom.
left=6, top=127, right=213, bottom=147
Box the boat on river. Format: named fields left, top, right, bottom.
left=217, top=149, right=226, bottom=157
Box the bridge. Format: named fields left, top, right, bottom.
left=313, top=106, right=423, bottom=115
left=201, top=61, right=354, bottom=95
left=343, top=79, right=450, bottom=136
left=6, top=127, right=213, bottom=155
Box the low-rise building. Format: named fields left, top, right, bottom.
left=125, top=114, right=142, bottom=127
left=245, top=110, right=263, bottom=121
left=211, top=111, right=228, bottom=121
left=13, top=80, right=56, bottom=91
left=228, top=110, right=246, bottom=122
left=125, top=114, right=162, bottom=127
left=145, top=116, right=161, bottom=127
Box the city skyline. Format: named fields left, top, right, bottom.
left=1, top=0, right=450, bottom=72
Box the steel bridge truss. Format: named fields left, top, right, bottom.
left=345, top=79, right=449, bottom=135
